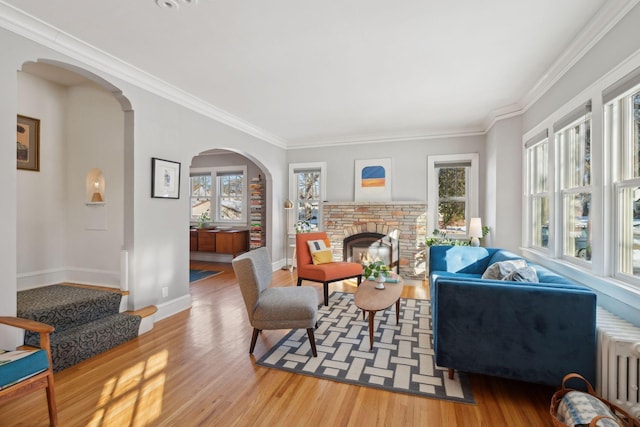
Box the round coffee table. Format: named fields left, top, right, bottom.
left=354, top=278, right=403, bottom=350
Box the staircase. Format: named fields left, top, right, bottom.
left=17, top=284, right=146, bottom=372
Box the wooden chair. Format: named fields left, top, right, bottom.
left=296, top=231, right=363, bottom=306
left=0, top=316, right=57, bottom=426
left=232, top=247, right=318, bottom=357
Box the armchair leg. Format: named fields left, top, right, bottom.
left=323, top=282, right=329, bottom=306
left=297, top=278, right=303, bottom=286
left=448, top=368, right=454, bottom=380
left=357, top=276, right=362, bottom=286
left=306, top=328, right=318, bottom=357
left=250, top=328, right=261, bottom=354
left=46, top=376, right=58, bottom=426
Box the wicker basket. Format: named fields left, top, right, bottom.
left=550, top=373, right=640, bottom=427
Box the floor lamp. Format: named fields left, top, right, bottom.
left=282, top=199, right=293, bottom=270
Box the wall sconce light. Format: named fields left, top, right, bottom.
left=86, top=168, right=105, bottom=203
left=469, top=217, right=483, bottom=247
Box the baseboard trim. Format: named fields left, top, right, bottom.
left=17, top=267, right=120, bottom=290
left=154, top=295, right=192, bottom=322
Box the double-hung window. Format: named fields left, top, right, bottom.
left=427, top=154, right=479, bottom=238
left=289, top=162, right=326, bottom=231
left=525, top=132, right=550, bottom=249
left=215, top=168, right=246, bottom=223
left=605, top=77, right=640, bottom=280
left=190, top=166, right=247, bottom=224
left=554, top=102, right=592, bottom=262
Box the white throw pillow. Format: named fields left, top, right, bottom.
left=481, top=259, right=528, bottom=280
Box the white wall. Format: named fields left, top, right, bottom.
left=65, top=84, right=125, bottom=286
left=485, top=115, right=523, bottom=252
left=16, top=71, right=69, bottom=288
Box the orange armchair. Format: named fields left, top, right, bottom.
left=296, top=231, right=363, bottom=306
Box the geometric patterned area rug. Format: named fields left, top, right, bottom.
left=189, top=269, right=222, bottom=283
left=256, top=291, right=475, bottom=404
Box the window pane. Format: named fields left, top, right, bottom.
left=296, top=170, right=320, bottom=230
left=438, top=201, right=466, bottom=235
left=563, top=193, right=591, bottom=261
left=190, top=175, right=211, bottom=219
left=560, top=119, right=591, bottom=189
left=218, top=174, right=243, bottom=220
left=634, top=92, right=640, bottom=178
left=437, top=167, right=467, bottom=235
left=530, top=142, right=548, bottom=193
left=532, top=196, right=549, bottom=248
left=618, top=186, right=640, bottom=276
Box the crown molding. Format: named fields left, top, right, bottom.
left=0, top=1, right=288, bottom=149
left=286, top=128, right=486, bottom=150
left=519, top=0, right=640, bottom=111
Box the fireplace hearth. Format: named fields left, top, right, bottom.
left=343, top=232, right=399, bottom=273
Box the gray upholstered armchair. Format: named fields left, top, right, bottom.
left=232, top=247, right=318, bottom=357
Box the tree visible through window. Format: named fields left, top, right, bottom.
left=437, top=167, right=467, bottom=235
left=295, top=169, right=320, bottom=230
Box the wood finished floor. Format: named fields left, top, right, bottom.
left=0, top=262, right=555, bottom=426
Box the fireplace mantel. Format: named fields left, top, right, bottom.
left=322, top=201, right=427, bottom=280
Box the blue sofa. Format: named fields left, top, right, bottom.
left=429, top=245, right=597, bottom=386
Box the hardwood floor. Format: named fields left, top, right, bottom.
left=0, top=262, right=555, bottom=426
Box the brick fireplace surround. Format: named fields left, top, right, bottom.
left=323, top=202, right=427, bottom=280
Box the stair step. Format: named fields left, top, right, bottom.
left=18, top=284, right=122, bottom=333
left=125, top=305, right=157, bottom=318
left=25, top=313, right=141, bottom=372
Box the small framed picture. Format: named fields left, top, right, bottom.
left=17, top=115, right=40, bottom=171
left=151, top=157, right=181, bottom=199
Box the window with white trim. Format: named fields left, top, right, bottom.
left=606, top=86, right=640, bottom=280
left=427, top=154, right=479, bottom=238
left=525, top=133, right=549, bottom=249
left=190, top=165, right=247, bottom=224
left=289, top=162, right=326, bottom=231
left=554, top=104, right=592, bottom=262
left=216, top=170, right=245, bottom=222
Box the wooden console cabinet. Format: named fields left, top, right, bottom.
left=193, top=229, right=249, bottom=257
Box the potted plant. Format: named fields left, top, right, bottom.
left=197, top=209, right=211, bottom=228
left=363, top=260, right=389, bottom=289
left=294, top=219, right=311, bottom=233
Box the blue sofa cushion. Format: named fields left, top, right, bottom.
left=0, top=349, right=49, bottom=389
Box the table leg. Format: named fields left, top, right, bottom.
left=368, top=310, right=375, bottom=350
left=395, top=299, right=400, bottom=324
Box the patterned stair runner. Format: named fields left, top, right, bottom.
left=17, top=284, right=141, bottom=372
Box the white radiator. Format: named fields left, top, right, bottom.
left=596, top=306, right=640, bottom=421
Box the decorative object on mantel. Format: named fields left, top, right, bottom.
left=354, top=158, right=392, bottom=202
left=16, top=115, right=40, bottom=171
left=151, top=157, right=181, bottom=199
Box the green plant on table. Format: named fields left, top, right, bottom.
left=197, top=209, right=211, bottom=228
left=363, top=260, right=390, bottom=280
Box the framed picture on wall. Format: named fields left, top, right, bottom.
left=151, top=157, right=181, bottom=199
left=17, top=115, right=40, bottom=171
left=354, top=158, right=392, bottom=201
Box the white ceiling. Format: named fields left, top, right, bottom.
left=3, top=0, right=629, bottom=147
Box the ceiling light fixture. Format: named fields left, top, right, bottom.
left=155, top=0, right=198, bottom=10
